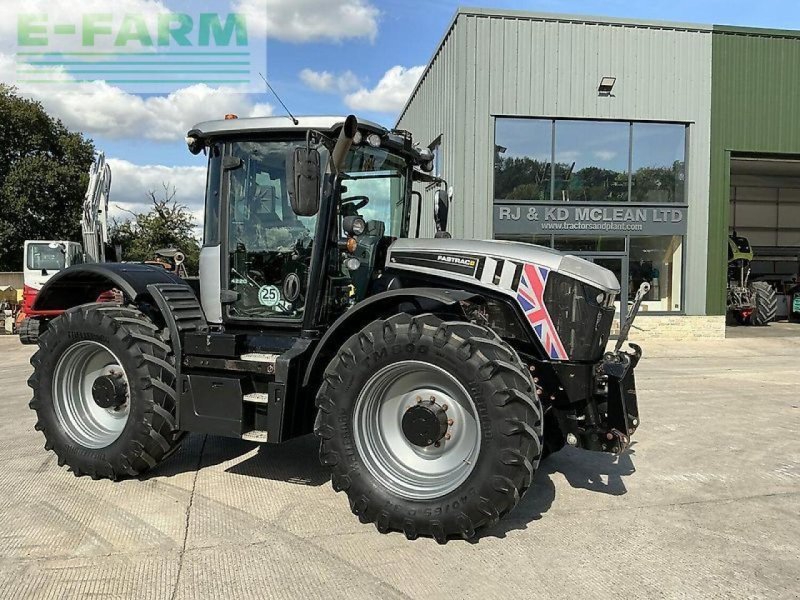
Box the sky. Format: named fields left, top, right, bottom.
left=4, top=0, right=800, bottom=226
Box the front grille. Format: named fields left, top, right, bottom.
left=543, top=272, right=615, bottom=362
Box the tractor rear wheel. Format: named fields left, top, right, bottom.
left=751, top=281, right=777, bottom=326
left=315, top=313, right=543, bottom=543
left=28, top=304, right=183, bottom=479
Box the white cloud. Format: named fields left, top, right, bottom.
left=344, top=65, right=424, bottom=114
left=299, top=68, right=360, bottom=93
left=106, top=159, right=206, bottom=221
left=1, top=54, right=273, bottom=142
left=594, top=150, right=618, bottom=162
left=235, top=0, right=379, bottom=42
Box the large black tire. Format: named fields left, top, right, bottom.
left=314, top=313, right=543, bottom=543
left=19, top=317, right=41, bottom=345
left=751, top=281, right=777, bottom=326
left=28, top=304, right=183, bottom=479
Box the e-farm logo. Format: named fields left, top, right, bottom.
left=13, top=5, right=266, bottom=93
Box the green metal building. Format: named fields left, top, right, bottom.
left=398, top=8, right=800, bottom=337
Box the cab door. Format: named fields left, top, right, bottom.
left=223, top=140, right=318, bottom=323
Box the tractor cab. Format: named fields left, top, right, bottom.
left=187, top=115, right=436, bottom=331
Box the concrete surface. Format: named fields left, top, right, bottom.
left=0, top=332, right=798, bottom=599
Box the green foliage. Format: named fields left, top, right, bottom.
left=495, top=153, right=685, bottom=203
left=110, top=184, right=200, bottom=274
left=0, top=85, right=95, bottom=271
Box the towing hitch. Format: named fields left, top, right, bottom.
left=556, top=282, right=648, bottom=454
left=599, top=281, right=649, bottom=453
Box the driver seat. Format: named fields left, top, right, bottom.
left=350, top=220, right=385, bottom=300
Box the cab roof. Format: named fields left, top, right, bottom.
left=188, top=115, right=387, bottom=139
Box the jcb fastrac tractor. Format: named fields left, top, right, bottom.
left=28, top=115, right=644, bottom=543
left=727, top=233, right=777, bottom=326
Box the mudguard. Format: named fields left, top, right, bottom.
left=32, top=263, right=185, bottom=311
left=301, top=287, right=479, bottom=387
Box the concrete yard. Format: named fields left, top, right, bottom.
left=0, top=331, right=798, bottom=599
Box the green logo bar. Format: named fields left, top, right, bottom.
left=13, top=5, right=266, bottom=94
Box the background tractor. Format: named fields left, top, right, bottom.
left=27, top=115, right=644, bottom=543
left=727, top=233, right=778, bottom=326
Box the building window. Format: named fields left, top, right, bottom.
left=631, top=123, right=686, bottom=204
left=494, top=117, right=687, bottom=203
left=494, top=118, right=552, bottom=201
left=629, top=235, right=683, bottom=312
left=552, top=236, right=626, bottom=253
left=495, top=233, right=552, bottom=247
left=553, top=120, right=630, bottom=202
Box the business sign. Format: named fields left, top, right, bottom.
left=9, top=0, right=266, bottom=93
left=494, top=202, right=688, bottom=237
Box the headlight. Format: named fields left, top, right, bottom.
left=353, top=130, right=363, bottom=145
left=343, top=215, right=366, bottom=236
left=345, top=257, right=361, bottom=271
left=366, top=133, right=381, bottom=148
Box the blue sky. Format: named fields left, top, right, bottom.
left=98, top=0, right=800, bottom=167
left=5, top=0, right=800, bottom=219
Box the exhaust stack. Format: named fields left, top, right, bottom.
left=331, top=115, right=358, bottom=174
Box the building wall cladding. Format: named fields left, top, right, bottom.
left=398, top=9, right=714, bottom=315
left=707, top=27, right=800, bottom=315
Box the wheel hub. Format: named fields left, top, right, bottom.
left=353, top=361, right=481, bottom=501
left=91, top=372, right=128, bottom=409
left=402, top=402, right=449, bottom=447
left=53, top=340, right=131, bottom=449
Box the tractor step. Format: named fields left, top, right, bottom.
left=242, top=430, right=269, bottom=442
left=243, top=392, right=269, bottom=404
left=240, top=353, right=279, bottom=364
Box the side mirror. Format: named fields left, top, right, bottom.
left=434, top=189, right=449, bottom=233
left=287, top=147, right=322, bottom=217
left=222, top=156, right=242, bottom=171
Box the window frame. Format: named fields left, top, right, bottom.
left=493, top=116, right=690, bottom=204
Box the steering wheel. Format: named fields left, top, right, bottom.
left=341, top=196, right=369, bottom=214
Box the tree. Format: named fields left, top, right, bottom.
left=110, top=184, right=201, bottom=274
left=0, top=85, right=95, bottom=271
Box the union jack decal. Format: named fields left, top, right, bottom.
left=516, top=263, right=569, bottom=360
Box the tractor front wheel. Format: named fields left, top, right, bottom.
left=28, top=304, right=183, bottom=479
left=315, top=313, right=543, bottom=543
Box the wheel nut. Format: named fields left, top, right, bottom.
left=606, top=433, right=614, bottom=440
left=444, top=433, right=451, bottom=440
left=441, top=404, right=448, bottom=411
left=529, top=365, right=536, bottom=372
left=433, top=441, right=440, bottom=448
left=533, top=377, right=539, bottom=383
left=429, top=396, right=436, bottom=403
left=448, top=418, right=454, bottom=426
left=416, top=396, right=422, bottom=403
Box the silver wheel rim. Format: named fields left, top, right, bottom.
left=353, top=360, right=481, bottom=501
left=52, top=341, right=130, bottom=449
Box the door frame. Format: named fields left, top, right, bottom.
left=571, top=250, right=629, bottom=325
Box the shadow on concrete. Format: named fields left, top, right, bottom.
left=477, top=444, right=636, bottom=541
left=142, top=433, right=257, bottom=480
left=143, top=433, right=328, bottom=487
left=225, top=434, right=328, bottom=487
